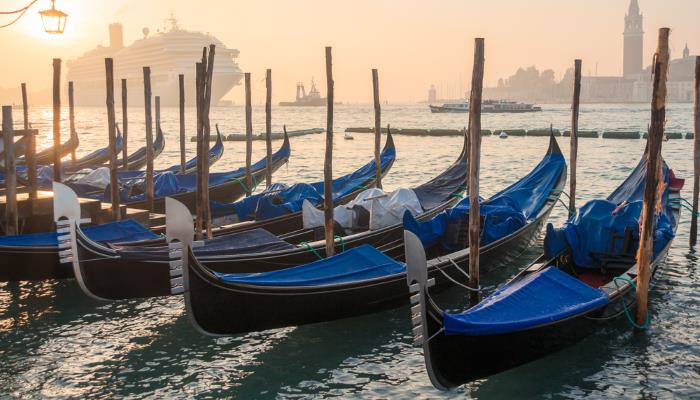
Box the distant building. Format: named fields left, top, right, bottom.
left=428, top=84, right=437, bottom=103
left=623, top=0, right=644, bottom=78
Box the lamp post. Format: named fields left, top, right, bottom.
left=39, top=0, right=67, bottom=34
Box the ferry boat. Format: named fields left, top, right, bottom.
left=279, top=79, right=326, bottom=106
left=66, top=17, right=243, bottom=106
left=429, top=100, right=542, bottom=113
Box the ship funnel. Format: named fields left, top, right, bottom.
left=109, top=23, right=124, bottom=49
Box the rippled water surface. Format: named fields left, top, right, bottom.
left=0, top=103, right=698, bottom=398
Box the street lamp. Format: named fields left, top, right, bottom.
left=39, top=0, right=67, bottom=34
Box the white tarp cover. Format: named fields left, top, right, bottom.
left=302, top=188, right=423, bottom=231
left=69, top=167, right=111, bottom=189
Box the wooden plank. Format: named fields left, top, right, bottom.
left=265, top=69, right=273, bottom=188
left=636, top=27, right=670, bottom=327
left=2, top=106, right=17, bottom=235
left=468, top=38, right=485, bottom=305
left=245, top=72, right=253, bottom=197
left=21, top=83, right=37, bottom=202
left=143, top=66, right=154, bottom=212
left=121, top=78, right=128, bottom=170
left=691, top=56, right=700, bottom=246
left=105, top=58, right=120, bottom=221
left=324, top=46, right=335, bottom=257
left=570, top=59, right=582, bottom=218
left=53, top=59, right=62, bottom=182
left=372, top=69, right=382, bottom=189
left=179, top=74, right=186, bottom=173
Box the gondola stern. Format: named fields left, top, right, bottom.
left=384, top=126, right=396, bottom=153
left=547, top=131, right=563, bottom=156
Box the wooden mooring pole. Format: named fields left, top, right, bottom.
left=179, top=74, right=186, bottom=173
left=68, top=81, right=76, bottom=162
left=690, top=56, right=700, bottom=246
left=467, top=38, right=485, bottom=306
left=570, top=59, right=582, bottom=218
left=21, top=83, right=37, bottom=201
left=324, top=46, right=335, bottom=257
left=244, top=72, right=253, bottom=197
left=195, top=62, right=204, bottom=239
left=105, top=59, right=120, bottom=221
left=202, top=45, right=215, bottom=238
left=372, top=69, right=382, bottom=189
left=2, top=106, right=17, bottom=235
left=636, top=27, right=670, bottom=327
left=52, top=59, right=62, bottom=182
left=143, top=66, right=154, bottom=212
left=265, top=69, right=273, bottom=188
left=121, top=78, right=128, bottom=170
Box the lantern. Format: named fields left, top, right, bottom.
left=39, top=0, right=67, bottom=34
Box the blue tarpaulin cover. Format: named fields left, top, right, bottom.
left=115, top=228, right=294, bottom=260
left=543, top=155, right=675, bottom=267
left=0, top=219, right=157, bottom=247
left=216, top=244, right=405, bottom=286
left=404, top=151, right=565, bottom=250
left=443, top=266, right=609, bottom=335
left=209, top=144, right=395, bottom=222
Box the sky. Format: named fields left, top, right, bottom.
left=0, top=0, right=698, bottom=104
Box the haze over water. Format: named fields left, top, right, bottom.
left=0, top=104, right=698, bottom=398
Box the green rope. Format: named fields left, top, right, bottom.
left=557, top=190, right=571, bottom=202
left=613, top=276, right=650, bottom=330
left=450, top=192, right=464, bottom=199
left=334, top=235, right=345, bottom=253
left=300, top=241, right=323, bottom=260
left=230, top=174, right=258, bottom=194
left=555, top=197, right=576, bottom=214
left=354, top=185, right=368, bottom=191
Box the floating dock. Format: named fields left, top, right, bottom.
left=345, top=127, right=692, bottom=139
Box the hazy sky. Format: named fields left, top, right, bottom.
left=0, top=0, right=698, bottom=103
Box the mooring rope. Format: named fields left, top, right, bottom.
left=613, top=276, right=650, bottom=330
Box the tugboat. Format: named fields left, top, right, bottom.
left=429, top=100, right=542, bottom=113
left=279, top=79, right=326, bottom=106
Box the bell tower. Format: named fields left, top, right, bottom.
left=623, top=0, right=643, bottom=78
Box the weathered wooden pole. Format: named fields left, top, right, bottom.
left=265, top=69, right=273, bottom=188
left=68, top=80, right=76, bottom=162
left=121, top=78, right=128, bottom=170
left=244, top=72, right=253, bottom=197
left=143, top=66, right=154, bottom=212
left=372, top=68, right=382, bottom=189
left=179, top=74, right=186, bottom=173
left=195, top=62, right=204, bottom=239
left=324, top=46, right=335, bottom=257
left=690, top=56, right=700, bottom=246
left=21, top=83, right=37, bottom=201
left=636, top=27, right=670, bottom=327
left=464, top=126, right=469, bottom=196
left=105, top=59, right=121, bottom=221
left=203, top=45, right=215, bottom=239
left=2, top=107, right=17, bottom=235
left=52, top=58, right=62, bottom=182
left=467, top=38, right=485, bottom=305
left=570, top=59, right=582, bottom=218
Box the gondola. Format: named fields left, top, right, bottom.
left=59, top=132, right=466, bottom=300
left=164, top=134, right=565, bottom=335
left=406, top=150, right=682, bottom=390
left=18, top=131, right=79, bottom=166
left=109, top=125, right=166, bottom=172
left=0, top=132, right=387, bottom=284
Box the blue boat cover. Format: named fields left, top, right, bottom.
left=0, top=219, right=157, bottom=247
left=115, top=228, right=293, bottom=260
left=216, top=244, right=405, bottom=286
left=404, top=151, right=565, bottom=250
left=443, top=266, right=609, bottom=336
left=544, top=155, right=675, bottom=267
left=209, top=144, right=395, bottom=222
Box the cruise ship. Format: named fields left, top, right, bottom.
left=66, top=18, right=243, bottom=106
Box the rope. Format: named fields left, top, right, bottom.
left=558, top=190, right=571, bottom=202
left=555, top=197, right=576, bottom=214
left=354, top=185, right=368, bottom=191
left=300, top=241, right=323, bottom=260
left=613, top=276, right=650, bottom=330
left=334, top=235, right=345, bottom=253
left=230, top=174, right=258, bottom=194
left=0, top=0, right=38, bottom=14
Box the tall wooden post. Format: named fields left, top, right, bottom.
left=21, top=83, right=37, bottom=201
left=202, top=45, right=215, bottom=238
left=195, top=62, right=204, bottom=239
left=143, top=67, right=154, bottom=212
left=265, top=69, right=273, bottom=188
left=244, top=72, right=253, bottom=196
left=690, top=56, right=700, bottom=246
left=52, top=58, right=62, bottom=182
left=2, top=107, right=17, bottom=235
left=179, top=74, right=186, bottom=173
left=324, top=46, right=335, bottom=257
left=467, top=38, right=485, bottom=305
left=372, top=69, right=382, bottom=189
left=68, top=81, right=76, bottom=162
left=636, top=28, right=670, bottom=327
left=105, top=59, right=120, bottom=221
left=121, top=78, right=128, bottom=170
left=569, top=59, right=582, bottom=218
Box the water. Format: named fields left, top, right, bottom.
left=1, top=103, right=698, bottom=398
